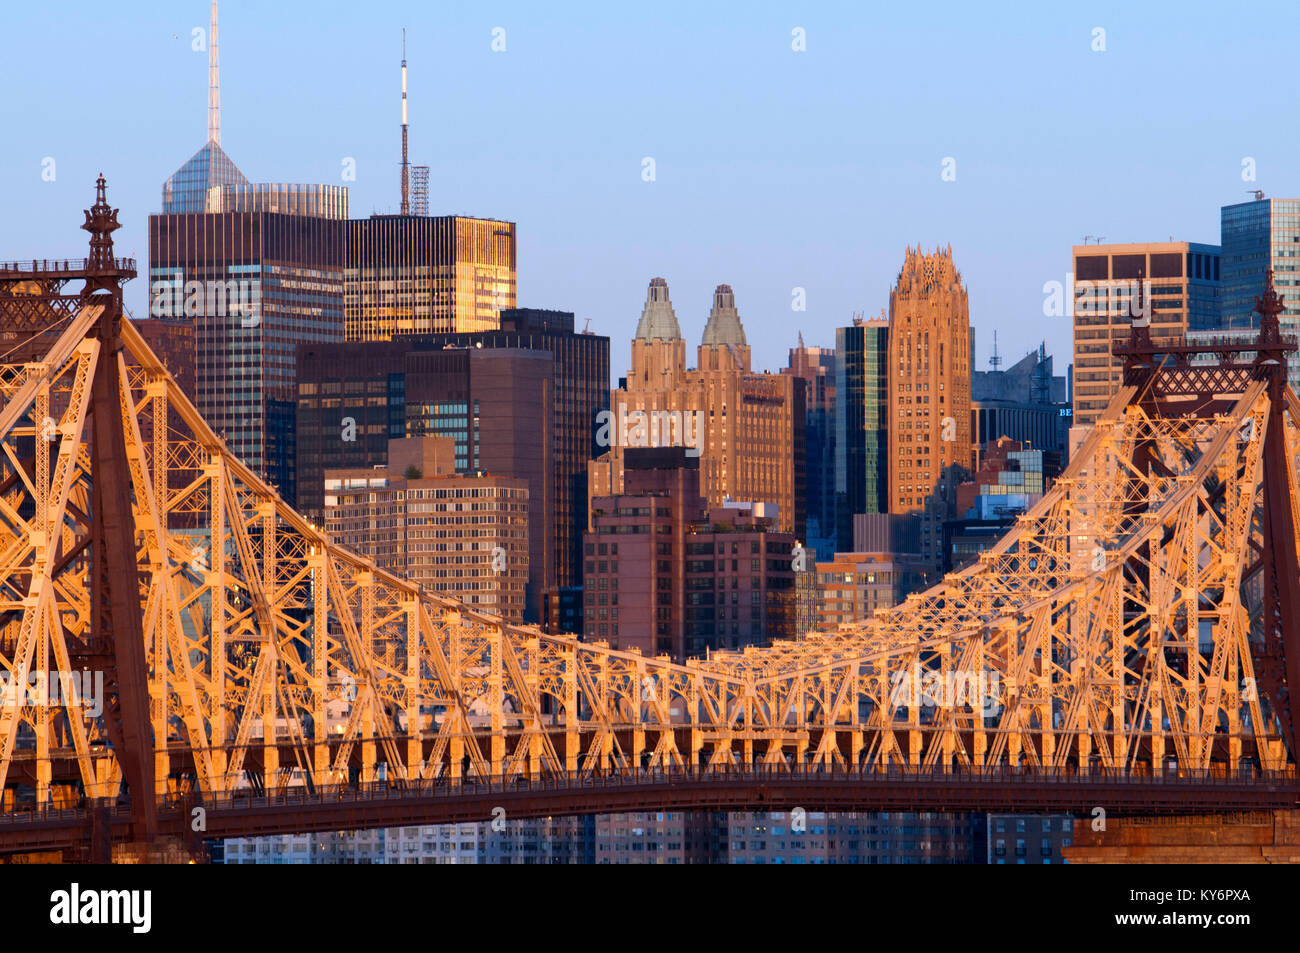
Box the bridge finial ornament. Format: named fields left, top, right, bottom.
left=1254, top=266, right=1284, bottom=347
left=81, top=173, right=121, bottom=273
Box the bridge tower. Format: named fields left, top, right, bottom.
left=1116, top=268, right=1300, bottom=763
left=79, top=176, right=157, bottom=847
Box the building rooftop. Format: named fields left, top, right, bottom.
left=160, top=140, right=249, bottom=214
left=635, top=277, right=683, bottom=342
left=701, top=284, right=748, bottom=348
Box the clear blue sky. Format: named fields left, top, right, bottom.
left=2, top=0, right=1296, bottom=380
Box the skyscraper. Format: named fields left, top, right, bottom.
left=886, top=247, right=973, bottom=571
left=1220, top=196, right=1300, bottom=389
left=833, top=316, right=889, bottom=552
left=376, top=309, right=609, bottom=632
left=784, top=334, right=836, bottom=560
left=149, top=212, right=345, bottom=502
left=298, top=309, right=607, bottom=631
left=1070, top=241, right=1219, bottom=430
left=887, top=246, right=972, bottom=516
left=160, top=140, right=249, bottom=215
left=150, top=1, right=354, bottom=503
left=342, top=215, right=517, bottom=340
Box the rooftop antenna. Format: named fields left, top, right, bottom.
left=400, top=28, right=409, bottom=215
left=207, top=0, right=220, bottom=145
left=988, top=329, right=1002, bottom=370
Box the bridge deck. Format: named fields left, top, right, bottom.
left=1, top=765, right=1295, bottom=855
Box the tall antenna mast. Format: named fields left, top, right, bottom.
left=400, top=28, right=409, bottom=215
left=989, top=329, right=1002, bottom=370
left=208, top=0, right=220, bottom=145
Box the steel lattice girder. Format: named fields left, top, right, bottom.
left=0, top=313, right=1298, bottom=811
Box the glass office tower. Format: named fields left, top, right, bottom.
left=149, top=212, right=346, bottom=504
left=834, top=319, right=889, bottom=552
left=1220, top=197, right=1300, bottom=389
left=160, top=141, right=250, bottom=214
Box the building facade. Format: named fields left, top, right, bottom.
left=214, top=183, right=349, bottom=219
left=373, top=308, right=611, bottom=633
left=1070, top=241, right=1220, bottom=430
left=591, top=279, right=805, bottom=540
left=987, top=815, right=1074, bottom=864
left=584, top=448, right=796, bottom=659
left=971, top=342, right=1070, bottom=468
left=946, top=437, right=1053, bottom=572
left=813, top=552, right=927, bottom=627
left=148, top=210, right=346, bottom=503
left=342, top=215, right=516, bottom=341
left=1220, top=197, right=1300, bottom=389
left=833, top=317, right=889, bottom=551
left=783, top=334, right=837, bottom=559
left=324, top=436, right=530, bottom=622
left=297, top=342, right=554, bottom=622
left=886, top=247, right=973, bottom=572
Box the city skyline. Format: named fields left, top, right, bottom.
left=4, top=0, right=1297, bottom=379
left=5, top=0, right=1300, bottom=882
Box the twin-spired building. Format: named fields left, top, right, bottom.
left=589, top=279, right=805, bottom=539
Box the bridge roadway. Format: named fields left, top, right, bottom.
left=0, top=764, right=1295, bottom=855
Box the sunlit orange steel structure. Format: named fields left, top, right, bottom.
left=2, top=181, right=1300, bottom=856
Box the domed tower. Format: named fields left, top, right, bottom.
left=630, top=277, right=686, bottom=389
left=698, top=283, right=751, bottom=372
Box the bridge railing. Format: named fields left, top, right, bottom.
left=3, top=761, right=1292, bottom=828
left=0, top=257, right=137, bottom=274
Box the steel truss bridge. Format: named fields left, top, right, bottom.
left=1, top=179, right=1299, bottom=859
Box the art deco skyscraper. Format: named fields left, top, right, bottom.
left=591, top=279, right=805, bottom=539
left=886, top=246, right=972, bottom=543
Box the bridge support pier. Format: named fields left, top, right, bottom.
left=1064, top=810, right=1300, bottom=863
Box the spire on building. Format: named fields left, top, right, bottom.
left=208, top=0, right=220, bottom=145
left=701, top=284, right=748, bottom=348
left=400, top=29, right=409, bottom=215
left=635, top=277, right=683, bottom=341
left=161, top=0, right=247, bottom=212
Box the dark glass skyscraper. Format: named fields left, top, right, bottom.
left=297, top=340, right=554, bottom=622
left=1221, top=199, right=1274, bottom=332
left=834, top=318, right=889, bottom=552
left=391, top=309, right=609, bottom=631
left=784, top=336, right=836, bottom=559
left=296, top=309, right=608, bottom=630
